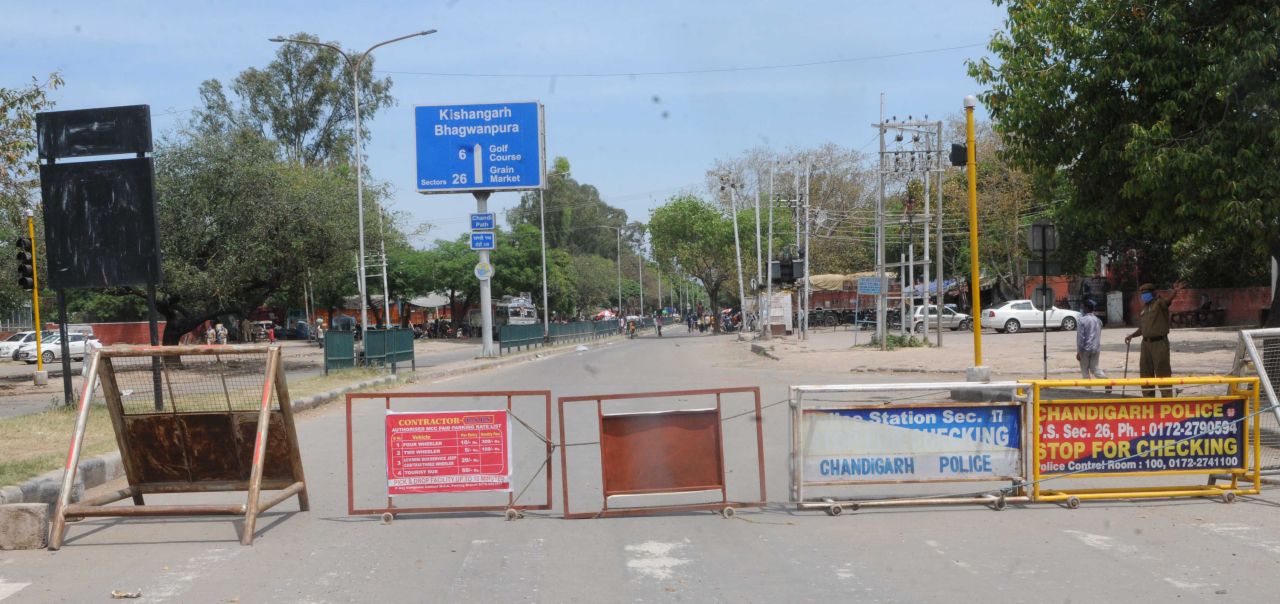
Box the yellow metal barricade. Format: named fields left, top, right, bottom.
left=1027, top=376, right=1261, bottom=507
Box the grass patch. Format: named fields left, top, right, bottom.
left=0, top=367, right=395, bottom=487
left=866, top=334, right=931, bottom=350
left=286, top=367, right=388, bottom=400
left=0, top=403, right=118, bottom=487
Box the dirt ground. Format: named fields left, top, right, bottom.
left=734, top=324, right=1242, bottom=381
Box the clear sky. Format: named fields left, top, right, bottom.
left=3, top=0, right=1007, bottom=246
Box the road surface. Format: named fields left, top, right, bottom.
left=2, top=330, right=1276, bottom=602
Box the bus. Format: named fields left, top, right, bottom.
left=466, top=294, right=538, bottom=338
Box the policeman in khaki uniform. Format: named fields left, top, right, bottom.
left=1125, top=283, right=1174, bottom=397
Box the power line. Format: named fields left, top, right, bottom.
left=378, top=43, right=986, bottom=79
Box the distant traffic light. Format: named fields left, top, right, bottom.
left=949, top=143, right=968, bottom=167
left=15, top=237, right=34, bottom=289
left=769, top=254, right=805, bottom=285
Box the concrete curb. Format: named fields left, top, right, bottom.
left=0, top=452, right=125, bottom=507
left=750, top=344, right=780, bottom=361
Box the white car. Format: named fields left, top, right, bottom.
left=0, top=331, right=39, bottom=361
left=18, top=333, right=95, bottom=364
left=912, top=305, right=972, bottom=333
left=986, top=299, right=1081, bottom=333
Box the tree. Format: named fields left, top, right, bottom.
left=196, top=32, right=395, bottom=165
left=422, top=237, right=477, bottom=327
left=970, top=1, right=1280, bottom=317
left=936, top=116, right=1043, bottom=303
left=648, top=196, right=738, bottom=331
left=150, top=127, right=363, bottom=343
left=0, top=73, right=62, bottom=316
left=507, top=157, right=629, bottom=258
left=569, top=254, right=618, bottom=314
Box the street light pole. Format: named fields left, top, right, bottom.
left=722, top=178, right=747, bottom=340
left=615, top=228, right=622, bottom=329
left=764, top=167, right=774, bottom=340
left=539, top=187, right=550, bottom=339
left=638, top=248, right=644, bottom=316
left=589, top=224, right=624, bottom=330
left=270, top=29, right=437, bottom=349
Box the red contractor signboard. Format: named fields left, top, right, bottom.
left=386, top=410, right=511, bottom=495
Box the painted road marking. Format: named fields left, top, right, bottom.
left=624, top=540, right=691, bottom=581
left=0, top=579, right=31, bottom=601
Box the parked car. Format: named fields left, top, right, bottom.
left=18, top=333, right=96, bottom=364
left=0, top=331, right=38, bottom=361
left=986, top=299, right=1080, bottom=333
left=912, top=305, right=972, bottom=333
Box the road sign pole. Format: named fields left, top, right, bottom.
left=475, top=192, right=496, bottom=357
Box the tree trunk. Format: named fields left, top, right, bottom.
left=707, top=284, right=721, bottom=334
left=1267, top=250, right=1280, bottom=328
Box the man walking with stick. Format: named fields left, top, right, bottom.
left=1125, top=283, right=1175, bottom=397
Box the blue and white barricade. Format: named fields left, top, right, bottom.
left=790, top=382, right=1030, bottom=514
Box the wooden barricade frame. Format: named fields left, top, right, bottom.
left=1027, top=376, right=1262, bottom=507
left=790, top=382, right=1031, bottom=515
left=558, top=386, right=766, bottom=519
left=49, top=345, right=308, bottom=550
left=345, top=390, right=553, bottom=519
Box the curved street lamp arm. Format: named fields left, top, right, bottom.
left=358, top=29, right=438, bottom=68
left=268, top=36, right=352, bottom=64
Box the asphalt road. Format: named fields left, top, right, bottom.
left=3, top=330, right=1278, bottom=602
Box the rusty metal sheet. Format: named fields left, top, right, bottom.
left=235, top=412, right=296, bottom=482
left=600, top=409, right=724, bottom=496
left=123, top=415, right=193, bottom=483
left=122, top=412, right=295, bottom=485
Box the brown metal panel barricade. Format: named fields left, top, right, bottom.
left=558, top=386, right=766, bottom=519
left=346, top=390, right=553, bottom=520
left=49, top=344, right=308, bottom=549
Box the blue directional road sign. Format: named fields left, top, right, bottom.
left=415, top=102, right=545, bottom=194
left=470, top=231, right=496, bottom=251
left=470, top=213, right=496, bottom=230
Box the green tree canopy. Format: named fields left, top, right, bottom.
left=970, top=1, right=1279, bottom=311
left=151, top=127, right=363, bottom=342
left=196, top=32, right=395, bottom=165
left=648, top=196, right=738, bottom=329
left=507, top=157, right=629, bottom=258
left=0, top=74, right=62, bottom=317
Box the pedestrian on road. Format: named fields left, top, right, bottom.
left=1125, top=283, right=1175, bottom=397
left=1075, top=299, right=1107, bottom=381
left=205, top=324, right=216, bottom=345
left=267, top=325, right=276, bottom=344
left=215, top=323, right=228, bottom=345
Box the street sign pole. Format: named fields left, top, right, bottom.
left=476, top=192, right=496, bottom=358
left=414, top=101, right=543, bottom=357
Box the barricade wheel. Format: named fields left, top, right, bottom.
left=993, top=496, right=1007, bottom=511
left=1066, top=496, right=1081, bottom=510
left=827, top=504, right=843, bottom=516
left=721, top=506, right=736, bottom=519
left=505, top=508, right=520, bottom=521
left=380, top=512, right=394, bottom=524
left=1222, top=492, right=1237, bottom=504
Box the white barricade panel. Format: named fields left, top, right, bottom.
left=790, top=382, right=1028, bottom=512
